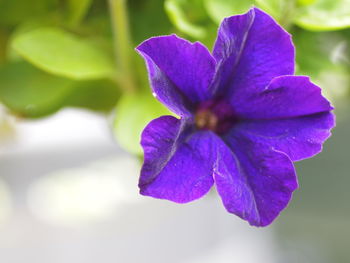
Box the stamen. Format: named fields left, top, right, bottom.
left=195, top=100, right=238, bottom=134
left=195, top=109, right=218, bottom=131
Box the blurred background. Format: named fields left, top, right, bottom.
left=0, top=0, right=349, bottom=262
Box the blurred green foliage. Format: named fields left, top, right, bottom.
left=0, top=0, right=349, bottom=154
left=0, top=61, right=119, bottom=117
left=12, top=27, right=115, bottom=80
left=114, top=92, right=170, bottom=154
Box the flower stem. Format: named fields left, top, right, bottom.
left=108, top=0, right=136, bottom=93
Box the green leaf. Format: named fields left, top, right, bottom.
left=67, top=0, right=93, bottom=26
left=6, top=19, right=60, bottom=63
left=0, top=61, right=120, bottom=118
left=113, top=92, right=172, bottom=155
left=255, top=0, right=284, bottom=19
left=297, top=0, right=317, bottom=6
left=255, top=0, right=297, bottom=27
left=65, top=79, right=120, bottom=112
left=294, top=0, right=350, bottom=31
left=0, top=61, right=73, bottom=118
left=204, top=0, right=254, bottom=24
left=165, top=0, right=207, bottom=39
left=11, top=27, right=115, bottom=80
left=163, top=0, right=217, bottom=47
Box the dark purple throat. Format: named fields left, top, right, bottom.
left=194, top=99, right=238, bottom=135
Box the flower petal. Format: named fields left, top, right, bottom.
left=214, top=133, right=298, bottom=227
left=140, top=115, right=298, bottom=225
left=139, top=115, right=216, bottom=203
left=211, top=7, right=294, bottom=99
left=231, top=112, right=335, bottom=161
left=233, top=76, right=333, bottom=119
left=137, top=35, right=216, bottom=116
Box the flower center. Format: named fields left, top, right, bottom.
left=194, top=100, right=238, bottom=135
left=195, top=109, right=218, bottom=131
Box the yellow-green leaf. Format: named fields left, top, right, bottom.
left=11, top=27, right=115, bottom=80
left=0, top=61, right=73, bottom=118
left=0, top=61, right=120, bottom=118
left=165, top=0, right=207, bottom=39
left=294, top=0, right=350, bottom=31
left=204, top=0, right=253, bottom=24
left=113, top=93, right=172, bottom=155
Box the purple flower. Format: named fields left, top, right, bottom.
left=136, top=7, right=334, bottom=226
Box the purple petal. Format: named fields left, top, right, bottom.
left=214, top=133, right=298, bottom=227
left=140, top=115, right=298, bottom=226
left=211, top=7, right=294, bottom=99
left=137, top=35, right=216, bottom=116
left=139, top=115, right=216, bottom=203
left=234, top=76, right=333, bottom=119
left=231, top=112, right=335, bottom=161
